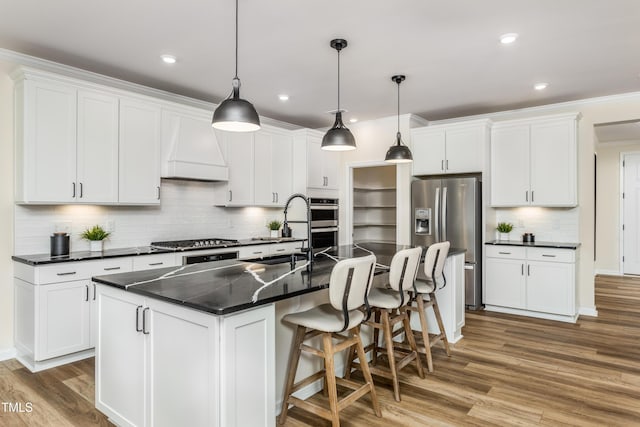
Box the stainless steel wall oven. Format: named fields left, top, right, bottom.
left=309, top=198, right=338, bottom=249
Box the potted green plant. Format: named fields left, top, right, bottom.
left=496, top=222, right=514, bottom=241
left=267, top=220, right=282, bottom=239
left=81, top=225, right=111, bottom=252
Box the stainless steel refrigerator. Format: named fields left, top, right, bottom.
left=411, top=176, right=483, bottom=310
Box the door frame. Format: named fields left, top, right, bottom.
left=619, top=151, right=640, bottom=275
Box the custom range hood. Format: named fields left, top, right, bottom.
left=161, top=107, right=229, bottom=181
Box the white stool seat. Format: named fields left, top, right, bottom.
left=283, top=304, right=365, bottom=333
left=413, top=278, right=435, bottom=294
left=367, top=287, right=410, bottom=310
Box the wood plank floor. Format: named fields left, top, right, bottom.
left=2, top=274, right=639, bottom=426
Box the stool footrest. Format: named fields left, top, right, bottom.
left=291, top=371, right=326, bottom=394
left=288, top=396, right=332, bottom=420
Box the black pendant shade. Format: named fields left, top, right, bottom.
left=385, top=75, right=413, bottom=163
left=322, top=39, right=356, bottom=151
left=212, top=0, right=260, bottom=132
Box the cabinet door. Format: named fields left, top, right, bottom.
left=36, top=280, right=91, bottom=360
left=445, top=126, right=483, bottom=173
left=270, top=133, right=293, bottom=204
left=147, top=299, right=219, bottom=427
left=322, top=148, right=339, bottom=190
left=19, top=80, right=77, bottom=203
left=254, top=132, right=273, bottom=205
left=95, top=285, right=147, bottom=427
left=529, top=119, right=577, bottom=206
left=484, top=257, right=526, bottom=309
left=526, top=261, right=575, bottom=315
left=490, top=125, right=530, bottom=206
left=222, top=132, right=254, bottom=206
left=77, top=90, right=119, bottom=203
left=412, top=129, right=446, bottom=175
left=306, top=138, right=325, bottom=189
left=221, top=305, right=274, bottom=427
left=119, top=97, right=161, bottom=204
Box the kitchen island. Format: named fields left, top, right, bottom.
left=92, top=242, right=465, bottom=427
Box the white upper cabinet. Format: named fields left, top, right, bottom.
left=215, top=132, right=255, bottom=206
left=253, top=127, right=293, bottom=206
left=306, top=132, right=339, bottom=190
left=118, top=97, right=161, bottom=204
left=77, top=90, right=119, bottom=203
left=15, top=78, right=78, bottom=203
left=490, top=113, right=579, bottom=207
left=13, top=69, right=163, bottom=205
left=411, top=120, right=490, bottom=176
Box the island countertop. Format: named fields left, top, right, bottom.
left=92, top=242, right=465, bottom=316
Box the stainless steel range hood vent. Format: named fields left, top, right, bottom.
left=161, top=107, right=229, bottom=181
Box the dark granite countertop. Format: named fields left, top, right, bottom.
left=93, top=242, right=466, bottom=316
left=485, top=240, right=580, bottom=249
left=12, top=237, right=307, bottom=266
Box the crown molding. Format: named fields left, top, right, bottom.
left=0, top=48, right=301, bottom=131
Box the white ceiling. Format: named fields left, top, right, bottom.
left=1, top=0, right=639, bottom=128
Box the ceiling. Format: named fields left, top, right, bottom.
left=1, top=0, right=639, bottom=129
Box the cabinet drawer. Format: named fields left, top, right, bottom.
left=270, top=241, right=303, bottom=255
left=238, top=245, right=270, bottom=259
left=132, top=253, right=178, bottom=271
left=485, top=246, right=526, bottom=259
left=35, top=258, right=132, bottom=284
left=526, top=248, right=575, bottom=263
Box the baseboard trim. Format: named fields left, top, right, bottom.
left=578, top=307, right=598, bottom=317
left=484, top=305, right=578, bottom=323
left=0, top=348, right=16, bottom=362
left=594, top=269, right=621, bottom=276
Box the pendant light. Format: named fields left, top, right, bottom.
left=385, top=75, right=412, bottom=163
left=321, top=39, right=356, bottom=151
left=212, top=0, right=260, bottom=132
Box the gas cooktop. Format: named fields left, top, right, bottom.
left=150, top=238, right=239, bottom=251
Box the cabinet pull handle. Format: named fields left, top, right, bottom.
left=521, top=264, right=524, bottom=275
left=525, top=191, right=528, bottom=202
left=253, top=251, right=263, bottom=254
left=79, top=182, right=83, bottom=198
left=527, top=265, right=531, bottom=276
left=103, top=266, right=121, bottom=271
left=135, top=305, right=143, bottom=332
left=157, top=186, right=161, bottom=200
left=542, top=254, right=556, bottom=258
left=276, top=248, right=285, bottom=252
left=56, top=271, right=77, bottom=276
left=446, top=159, right=449, bottom=170
left=498, top=251, right=511, bottom=255
left=142, top=307, right=150, bottom=334
left=229, top=190, right=232, bottom=202
left=276, top=192, right=278, bottom=203
left=531, top=191, right=534, bottom=202
left=85, top=284, right=89, bottom=302
left=148, top=262, right=164, bottom=266
left=72, top=182, right=76, bottom=198
left=441, top=160, right=444, bottom=171
left=93, top=283, right=96, bottom=300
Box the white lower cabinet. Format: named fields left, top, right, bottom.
left=484, top=246, right=577, bottom=321
left=95, top=284, right=275, bottom=427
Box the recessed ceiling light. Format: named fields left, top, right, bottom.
left=161, top=55, right=176, bottom=64
left=534, top=82, right=548, bottom=91
left=278, top=94, right=289, bottom=101
left=500, top=33, right=518, bottom=44
left=349, top=118, right=358, bottom=123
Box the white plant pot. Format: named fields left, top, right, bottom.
left=90, top=240, right=104, bottom=252
left=499, top=232, right=510, bottom=241
left=270, top=230, right=279, bottom=238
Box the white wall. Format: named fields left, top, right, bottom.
left=0, top=62, right=15, bottom=357
left=493, top=207, right=579, bottom=243
left=595, top=140, right=640, bottom=274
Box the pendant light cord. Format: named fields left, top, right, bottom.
left=397, top=80, right=400, bottom=134
left=235, top=0, right=239, bottom=79
left=337, top=48, right=341, bottom=111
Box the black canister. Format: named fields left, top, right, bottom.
left=50, top=233, right=70, bottom=256
left=522, top=233, right=535, bottom=243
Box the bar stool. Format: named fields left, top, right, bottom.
left=345, top=247, right=424, bottom=402
left=405, top=241, right=451, bottom=372
left=278, top=255, right=381, bottom=427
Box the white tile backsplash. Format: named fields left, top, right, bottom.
left=493, top=207, right=579, bottom=243
left=14, top=180, right=303, bottom=255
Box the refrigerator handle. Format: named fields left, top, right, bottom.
left=442, top=186, right=448, bottom=241
left=434, top=186, right=440, bottom=241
